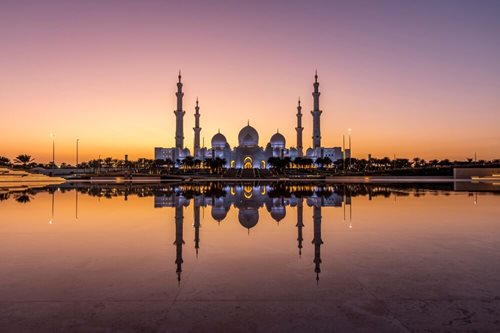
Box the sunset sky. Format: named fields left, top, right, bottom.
left=1, top=0, right=499, bottom=163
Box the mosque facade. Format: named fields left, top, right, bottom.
left=155, top=71, right=349, bottom=168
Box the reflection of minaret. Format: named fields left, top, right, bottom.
left=296, top=98, right=304, bottom=157
left=175, top=71, right=186, bottom=149
left=311, top=71, right=322, bottom=149
left=193, top=98, right=201, bottom=157
left=312, top=205, right=323, bottom=283
left=174, top=204, right=185, bottom=285
left=344, top=186, right=353, bottom=229
left=193, top=199, right=201, bottom=258
left=296, top=198, right=304, bottom=257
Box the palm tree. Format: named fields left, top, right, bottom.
left=14, top=154, right=34, bottom=168
left=14, top=191, right=35, bottom=203
left=89, top=159, right=101, bottom=173
left=292, top=157, right=303, bottom=169
left=182, top=156, right=195, bottom=169
left=323, top=157, right=333, bottom=169
left=315, top=157, right=324, bottom=168
left=0, top=156, right=11, bottom=167
left=302, top=158, right=313, bottom=169
left=267, top=157, right=279, bottom=169
left=103, top=157, right=114, bottom=173
left=381, top=157, right=391, bottom=169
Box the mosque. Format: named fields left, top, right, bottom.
left=155, top=71, right=348, bottom=167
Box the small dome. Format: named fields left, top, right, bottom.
left=306, top=148, right=314, bottom=156
left=238, top=125, right=259, bottom=147
left=178, top=147, right=190, bottom=159
left=211, top=132, right=227, bottom=149
left=211, top=205, right=228, bottom=222
left=270, top=206, right=286, bottom=222
left=270, top=132, right=286, bottom=148
left=238, top=208, right=259, bottom=229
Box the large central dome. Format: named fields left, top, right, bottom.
left=238, top=124, right=259, bottom=147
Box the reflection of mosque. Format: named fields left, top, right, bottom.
left=155, top=185, right=353, bottom=283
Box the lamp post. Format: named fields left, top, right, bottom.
left=76, top=139, right=79, bottom=167
left=348, top=128, right=352, bottom=170
left=342, top=134, right=345, bottom=174
left=50, top=133, right=55, bottom=171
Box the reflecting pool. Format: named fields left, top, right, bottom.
left=1, top=183, right=499, bottom=332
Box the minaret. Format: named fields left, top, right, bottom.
left=296, top=98, right=304, bottom=157
left=296, top=198, right=304, bottom=257
left=174, top=202, right=185, bottom=285
left=193, top=98, right=201, bottom=158
left=311, top=70, right=322, bottom=149
left=174, top=71, right=185, bottom=149
left=312, top=205, right=323, bottom=283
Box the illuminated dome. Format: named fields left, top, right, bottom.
left=306, top=148, right=313, bottom=156
left=211, top=132, right=227, bottom=149
left=238, top=208, right=259, bottom=229
left=270, top=206, right=286, bottom=222
left=270, top=131, right=286, bottom=148
left=266, top=198, right=286, bottom=222
left=211, top=205, right=228, bottom=222
left=178, top=147, right=191, bottom=159
left=238, top=124, right=259, bottom=147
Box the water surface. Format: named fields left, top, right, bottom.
left=1, top=183, right=499, bottom=332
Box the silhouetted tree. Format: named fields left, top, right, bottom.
left=0, top=156, right=11, bottom=167
left=14, top=154, right=34, bottom=168
left=14, top=191, right=34, bottom=203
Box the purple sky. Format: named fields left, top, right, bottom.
left=1, top=0, right=499, bottom=162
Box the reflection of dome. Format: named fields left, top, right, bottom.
left=270, top=132, right=286, bottom=148
left=238, top=208, right=259, bottom=229
left=270, top=206, right=286, bottom=222
left=238, top=125, right=259, bottom=147
left=211, top=132, right=227, bottom=149
left=211, top=204, right=228, bottom=222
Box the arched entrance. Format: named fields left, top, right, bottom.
left=243, top=156, right=253, bottom=169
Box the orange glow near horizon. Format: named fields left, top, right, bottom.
left=1, top=1, right=499, bottom=163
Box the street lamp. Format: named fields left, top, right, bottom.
left=76, top=138, right=80, bottom=166
left=49, top=133, right=55, bottom=170
left=342, top=134, right=346, bottom=173
left=347, top=128, right=352, bottom=170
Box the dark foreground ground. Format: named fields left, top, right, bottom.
left=2, top=263, right=499, bottom=333
left=2, top=236, right=499, bottom=333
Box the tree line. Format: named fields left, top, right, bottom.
left=1, top=153, right=498, bottom=175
